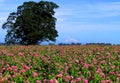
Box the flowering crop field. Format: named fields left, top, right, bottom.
left=0, top=45, right=120, bottom=83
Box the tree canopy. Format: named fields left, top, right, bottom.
left=2, top=1, right=59, bottom=45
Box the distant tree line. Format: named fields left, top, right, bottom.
left=58, top=43, right=114, bottom=46
left=58, top=43, right=81, bottom=45
left=85, top=43, right=112, bottom=46
left=1, top=42, right=119, bottom=46
left=58, top=42, right=112, bottom=46
left=0, top=43, right=5, bottom=45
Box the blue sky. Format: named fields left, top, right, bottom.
left=0, top=0, right=120, bottom=44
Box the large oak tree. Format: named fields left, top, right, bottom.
left=2, top=1, right=59, bottom=45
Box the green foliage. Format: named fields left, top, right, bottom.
left=2, top=1, right=59, bottom=45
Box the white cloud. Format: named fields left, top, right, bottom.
left=63, top=37, right=79, bottom=43
left=55, top=1, right=120, bottom=35
left=0, top=0, right=4, bottom=2
left=81, top=2, right=120, bottom=18
left=56, top=22, right=120, bottom=35
left=95, top=2, right=120, bottom=11
left=56, top=1, right=120, bottom=20
left=0, top=17, right=6, bottom=21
